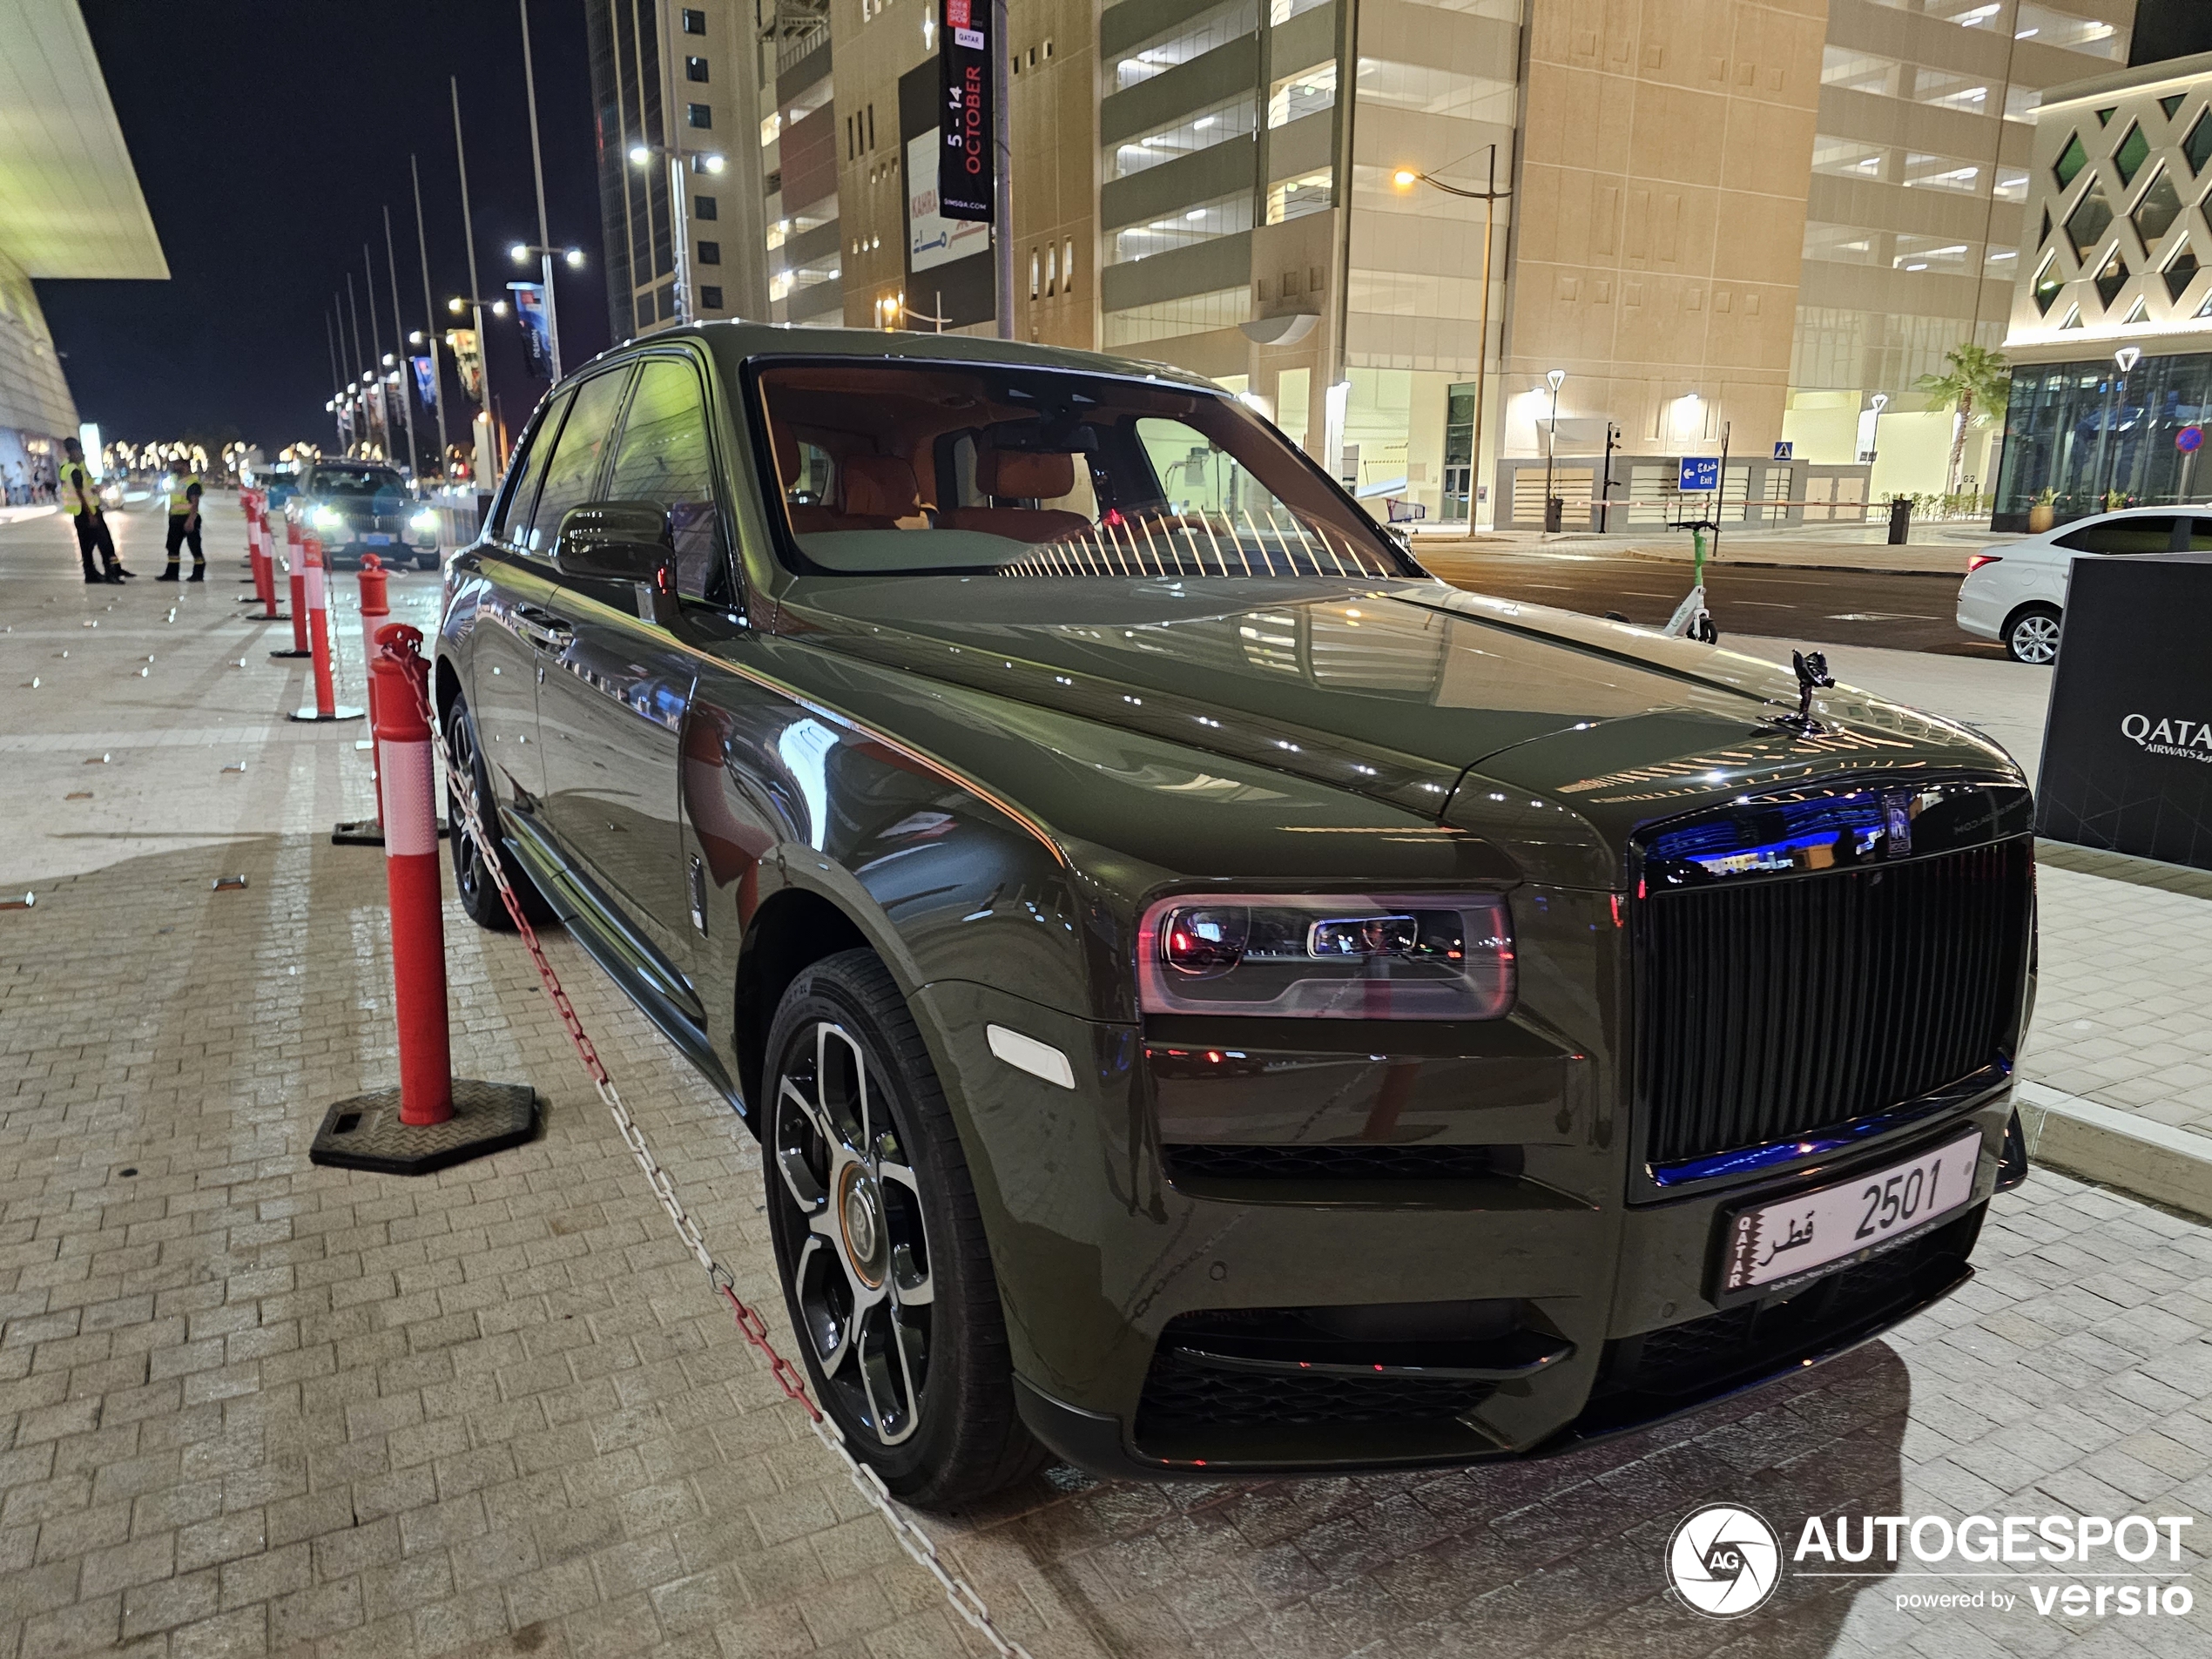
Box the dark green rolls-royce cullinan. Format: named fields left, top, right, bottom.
left=435, top=325, right=2033, bottom=1507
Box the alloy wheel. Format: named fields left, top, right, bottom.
left=448, top=708, right=493, bottom=907
left=772, top=1021, right=934, bottom=1445
left=2009, top=611, right=2060, bottom=664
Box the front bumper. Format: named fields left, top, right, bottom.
left=917, top=976, right=2020, bottom=1482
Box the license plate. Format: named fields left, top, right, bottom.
left=1716, top=1130, right=1981, bottom=1300
left=363, top=533, right=393, bottom=545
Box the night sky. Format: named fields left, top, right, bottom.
left=34, top=0, right=614, bottom=461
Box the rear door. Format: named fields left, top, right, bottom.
left=537, top=352, right=729, bottom=974
left=463, top=388, right=571, bottom=814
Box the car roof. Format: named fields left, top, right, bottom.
left=560, top=320, right=1230, bottom=399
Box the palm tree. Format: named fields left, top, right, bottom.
left=1916, top=344, right=2012, bottom=499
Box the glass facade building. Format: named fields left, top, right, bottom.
left=1997, top=354, right=2212, bottom=526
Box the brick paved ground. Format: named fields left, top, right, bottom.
left=2, top=505, right=2209, bottom=1657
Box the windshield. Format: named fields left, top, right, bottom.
left=756, top=361, right=1413, bottom=580
left=313, top=466, right=403, bottom=496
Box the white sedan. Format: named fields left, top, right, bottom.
left=1956, top=506, right=2212, bottom=663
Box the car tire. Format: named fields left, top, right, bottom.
left=2002, top=604, right=2062, bottom=664
left=445, top=691, right=556, bottom=932
left=762, top=948, right=1043, bottom=1508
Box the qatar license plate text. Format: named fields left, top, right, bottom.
left=363, top=533, right=393, bottom=545
left=1717, top=1130, right=1981, bottom=1298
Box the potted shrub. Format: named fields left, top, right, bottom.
left=2028, top=487, right=2057, bottom=532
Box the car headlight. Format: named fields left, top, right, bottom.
left=409, top=509, right=438, bottom=533
left=311, top=505, right=343, bottom=529
left=1136, top=893, right=1514, bottom=1020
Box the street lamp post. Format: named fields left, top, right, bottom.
left=410, top=154, right=452, bottom=487
left=1393, top=148, right=1511, bottom=527
left=628, top=141, right=725, bottom=327
left=509, top=241, right=585, bottom=381
left=1543, top=368, right=1566, bottom=533
left=383, top=206, right=422, bottom=488
left=451, top=77, right=502, bottom=497
left=516, top=0, right=577, bottom=380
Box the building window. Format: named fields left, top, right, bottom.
left=681, top=7, right=705, bottom=34
left=1064, top=237, right=1075, bottom=293
left=694, top=194, right=718, bottom=221
left=698, top=240, right=722, bottom=266
left=686, top=57, right=709, bottom=83
left=1045, top=241, right=1057, bottom=294
left=1029, top=250, right=1040, bottom=298
left=687, top=103, right=712, bottom=130
left=867, top=105, right=875, bottom=150
left=700, top=285, right=724, bottom=310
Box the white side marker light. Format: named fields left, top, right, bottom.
left=987, top=1025, right=1076, bottom=1089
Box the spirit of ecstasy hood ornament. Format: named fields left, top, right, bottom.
left=1780, top=649, right=1835, bottom=734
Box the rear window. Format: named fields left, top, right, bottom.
left=754, top=360, right=1410, bottom=580
left=2054, top=515, right=2183, bottom=554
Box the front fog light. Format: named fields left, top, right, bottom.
left=1138, top=893, right=1514, bottom=1020
left=409, top=509, right=438, bottom=533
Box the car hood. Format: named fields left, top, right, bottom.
left=775, top=576, right=2024, bottom=887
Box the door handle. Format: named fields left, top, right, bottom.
left=512, top=605, right=574, bottom=651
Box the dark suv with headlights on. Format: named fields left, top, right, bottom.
left=433, top=326, right=2034, bottom=1507
left=293, top=461, right=435, bottom=570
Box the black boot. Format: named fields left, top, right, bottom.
left=185, top=563, right=206, bottom=583
left=83, top=563, right=104, bottom=583
left=110, top=563, right=137, bottom=580
left=155, top=563, right=179, bottom=581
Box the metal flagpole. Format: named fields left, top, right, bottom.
left=363, top=246, right=388, bottom=460
left=325, top=308, right=346, bottom=451
left=520, top=0, right=563, bottom=378
left=410, top=155, right=451, bottom=482
left=658, top=0, right=690, bottom=326
left=452, top=78, right=496, bottom=491
left=385, top=206, right=422, bottom=485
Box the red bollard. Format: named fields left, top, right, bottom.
left=372, top=625, right=450, bottom=1125
left=289, top=534, right=363, bottom=725
left=307, top=625, right=537, bottom=1175
left=333, top=558, right=393, bottom=845
left=239, top=492, right=266, bottom=604
left=270, top=518, right=311, bottom=658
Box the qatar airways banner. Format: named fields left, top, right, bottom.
left=2037, top=552, right=2212, bottom=869
left=936, top=0, right=993, bottom=221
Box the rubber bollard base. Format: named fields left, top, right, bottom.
left=289, top=705, right=366, bottom=723
left=244, top=612, right=291, bottom=623
left=308, top=1079, right=538, bottom=1175
left=332, top=818, right=448, bottom=846
left=268, top=647, right=312, bottom=659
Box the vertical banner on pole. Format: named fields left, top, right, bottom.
left=937, top=0, right=995, bottom=222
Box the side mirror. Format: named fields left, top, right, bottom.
left=556, top=500, right=671, bottom=582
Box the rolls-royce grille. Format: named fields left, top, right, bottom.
left=1635, top=839, right=2032, bottom=1170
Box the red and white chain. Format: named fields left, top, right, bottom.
left=425, top=684, right=1033, bottom=1659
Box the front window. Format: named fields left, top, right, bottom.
left=314, top=466, right=403, bottom=496
left=755, top=361, right=1412, bottom=579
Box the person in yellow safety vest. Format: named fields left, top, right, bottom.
left=157, top=456, right=205, bottom=581
left=61, top=437, right=132, bottom=583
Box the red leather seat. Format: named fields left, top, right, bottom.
left=938, top=449, right=1092, bottom=543
left=785, top=449, right=923, bottom=535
